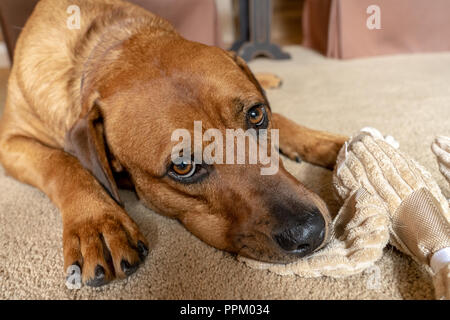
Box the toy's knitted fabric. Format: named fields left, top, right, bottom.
left=431, top=135, right=450, bottom=299
left=240, top=129, right=450, bottom=299
left=333, top=131, right=450, bottom=268
left=241, top=186, right=389, bottom=277
left=432, top=135, right=450, bottom=188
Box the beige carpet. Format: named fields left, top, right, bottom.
left=1, top=46, right=449, bottom=300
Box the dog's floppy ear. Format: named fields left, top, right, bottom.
left=64, top=100, right=122, bottom=205
left=227, top=51, right=268, bottom=102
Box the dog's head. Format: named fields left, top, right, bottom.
left=66, top=36, right=331, bottom=263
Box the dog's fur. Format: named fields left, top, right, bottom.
left=0, top=0, right=347, bottom=286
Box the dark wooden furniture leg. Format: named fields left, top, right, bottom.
left=231, top=0, right=290, bottom=62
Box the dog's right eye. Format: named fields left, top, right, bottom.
left=168, top=160, right=209, bottom=184
left=171, top=161, right=196, bottom=178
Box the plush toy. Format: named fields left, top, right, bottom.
left=432, top=135, right=450, bottom=188
left=240, top=129, right=450, bottom=300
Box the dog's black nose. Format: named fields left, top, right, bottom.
left=274, top=210, right=326, bottom=256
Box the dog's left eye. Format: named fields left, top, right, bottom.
left=247, top=104, right=267, bottom=128
left=171, top=161, right=196, bottom=178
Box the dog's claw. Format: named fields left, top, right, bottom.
left=137, top=240, right=149, bottom=260
left=86, top=265, right=107, bottom=287
left=121, top=259, right=139, bottom=276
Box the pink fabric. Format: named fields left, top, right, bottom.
left=303, top=0, right=450, bottom=59
left=0, top=0, right=223, bottom=62
left=131, top=0, right=222, bottom=47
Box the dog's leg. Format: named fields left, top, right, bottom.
left=272, top=113, right=348, bottom=169
left=0, top=134, right=149, bottom=287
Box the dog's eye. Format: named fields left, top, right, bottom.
left=172, top=161, right=196, bottom=177
left=168, top=160, right=209, bottom=184
left=247, top=105, right=267, bottom=128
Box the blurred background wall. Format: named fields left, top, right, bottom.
left=0, top=0, right=306, bottom=68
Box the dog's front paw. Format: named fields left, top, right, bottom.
left=278, top=146, right=303, bottom=164
left=62, top=208, right=149, bottom=288
left=279, top=136, right=347, bottom=170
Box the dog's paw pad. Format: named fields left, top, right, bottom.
left=255, top=72, right=282, bottom=90
left=65, top=264, right=82, bottom=290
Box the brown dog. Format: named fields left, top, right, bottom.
left=0, top=0, right=347, bottom=287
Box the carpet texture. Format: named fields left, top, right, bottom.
left=0, top=46, right=449, bottom=299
